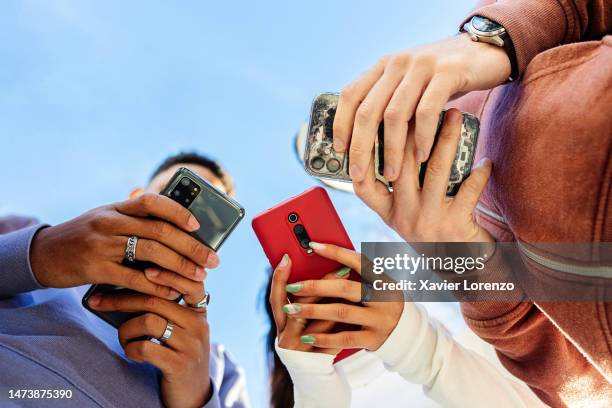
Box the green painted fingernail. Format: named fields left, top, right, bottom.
left=286, top=282, right=304, bottom=293
left=335, top=266, right=351, bottom=277
left=300, top=335, right=315, bottom=344
left=282, top=304, right=301, bottom=314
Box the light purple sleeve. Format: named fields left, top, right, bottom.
left=207, top=344, right=251, bottom=408
left=0, top=223, right=48, bottom=298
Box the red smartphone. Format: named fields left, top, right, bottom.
left=252, top=186, right=360, bottom=362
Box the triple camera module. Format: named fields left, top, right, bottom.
left=288, top=212, right=312, bottom=252
left=170, top=177, right=201, bottom=208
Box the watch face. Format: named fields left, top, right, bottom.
left=472, top=16, right=503, bottom=33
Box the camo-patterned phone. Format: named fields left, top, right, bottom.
left=304, top=93, right=480, bottom=196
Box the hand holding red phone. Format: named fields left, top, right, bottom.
left=270, top=253, right=348, bottom=355
left=279, top=243, right=404, bottom=351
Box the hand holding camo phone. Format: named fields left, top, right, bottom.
left=304, top=93, right=480, bottom=196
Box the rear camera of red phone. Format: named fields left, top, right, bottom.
left=288, top=212, right=299, bottom=223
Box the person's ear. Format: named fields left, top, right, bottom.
left=129, top=187, right=145, bottom=199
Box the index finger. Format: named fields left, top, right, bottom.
left=116, top=194, right=200, bottom=232
left=333, top=59, right=386, bottom=152
left=87, top=293, right=192, bottom=328
left=307, top=243, right=361, bottom=272
left=270, top=254, right=292, bottom=333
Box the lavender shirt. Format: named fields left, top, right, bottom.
left=0, top=216, right=250, bottom=408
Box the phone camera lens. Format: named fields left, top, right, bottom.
left=185, top=198, right=191, bottom=204
left=288, top=212, right=299, bottom=223
left=180, top=177, right=191, bottom=187
left=173, top=190, right=181, bottom=197
left=326, top=158, right=341, bottom=173
left=310, top=157, right=325, bottom=171
left=294, top=224, right=304, bottom=234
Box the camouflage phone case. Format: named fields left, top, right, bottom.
left=304, top=93, right=480, bottom=196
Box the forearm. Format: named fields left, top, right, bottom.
left=463, top=0, right=611, bottom=75
left=374, top=303, right=545, bottom=407
left=0, top=224, right=47, bottom=298
left=275, top=340, right=350, bottom=408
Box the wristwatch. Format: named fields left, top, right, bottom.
left=461, top=15, right=518, bottom=81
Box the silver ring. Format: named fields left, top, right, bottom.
left=125, top=235, right=138, bottom=263
left=187, top=292, right=210, bottom=310
left=159, top=320, right=174, bottom=343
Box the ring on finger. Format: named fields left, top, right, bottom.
left=158, top=320, right=174, bottom=343
left=187, top=292, right=210, bottom=311
left=124, top=235, right=139, bottom=263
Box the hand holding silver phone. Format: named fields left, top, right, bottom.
left=303, top=93, right=480, bottom=196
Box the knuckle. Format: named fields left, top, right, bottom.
left=355, top=103, right=375, bottom=125
left=387, top=54, right=409, bottom=70
left=341, top=332, right=355, bottom=347
left=383, top=106, right=403, bottom=124
left=413, top=52, right=435, bottom=66
left=139, top=239, right=154, bottom=256
left=416, top=104, right=435, bottom=122
left=305, top=279, right=319, bottom=293
left=462, top=177, right=481, bottom=196
left=426, top=159, right=444, bottom=178
left=143, top=295, right=158, bottom=310
left=335, top=305, right=350, bottom=320
left=143, top=314, right=159, bottom=333
left=125, top=271, right=140, bottom=289
left=151, top=221, right=170, bottom=239
left=138, top=194, right=156, bottom=211
left=378, top=54, right=392, bottom=66
left=190, top=241, right=207, bottom=263
left=340, top=279, right=353, bottom=295
left=178, top=256, right=192, bottom=275
left=340, top=83, right=357, bottom=103
left=137, top=341, right=152, bottom=358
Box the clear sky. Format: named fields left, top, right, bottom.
left=1, top=1, right=474, bottom=406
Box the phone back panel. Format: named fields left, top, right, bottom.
left=252, top=186, right=354, bottom=283
left=252, top=186, right=359, bottom=362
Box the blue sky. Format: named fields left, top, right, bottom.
left=1, top=1, right=474, bottom=405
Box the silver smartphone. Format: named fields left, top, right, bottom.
left=304, top=93, right=480, bottom=196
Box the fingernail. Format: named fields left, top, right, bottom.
left=300, top=335, right=315, bottom=344
left=384, top=165, right=396, bottom=180
left=279, top=254, right=289, bottom=267
left=88, top=295, right=101, bottom=308
left=205, top=252, right=219, bottom=269
left=195, top=266, right=206, bottom=280
left=335, top=266, right=351, bottom=278
left=416, top=149, right=428, bottom=163
left=187, top=215, right=200, bottom=232
left=282, top=304, right=301, bottom=314
left=145, top=268, right=160, bottom=278
left=308, top=242, right=325, bottom=251
left=286, top=282, right=304, bottom=293
left=168, top=289, right=180, bottom=299
left=349, top=164, right=362, bottom=180
left=473, top=157, right=490, bottom=169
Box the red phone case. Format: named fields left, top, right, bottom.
left=252, top=186, right=360, bottom=363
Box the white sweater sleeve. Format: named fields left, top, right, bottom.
left=275, top=339, right=351, bottom=408
left=373, top=303, right=547, bottom=408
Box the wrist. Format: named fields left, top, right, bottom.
left=29, top=226, right=56, bottom=288
left=456, top=32, right=511, bottom=89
